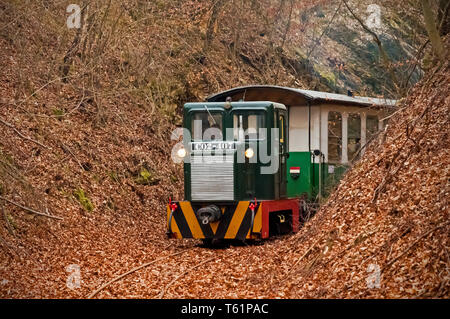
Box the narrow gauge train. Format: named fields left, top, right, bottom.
left=167, top=86, right=396, bottom=242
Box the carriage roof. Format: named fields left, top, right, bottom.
left=206, top=85, right=396, bottom=108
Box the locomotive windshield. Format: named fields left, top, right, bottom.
left=233, top=113, right=265, bottom=140
left=191, top=111, right=223, bottom=141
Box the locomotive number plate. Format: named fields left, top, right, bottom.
left=191, top=142, right=236, bottom=151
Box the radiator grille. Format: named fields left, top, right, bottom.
left=191, top=155, right=234, bottom=201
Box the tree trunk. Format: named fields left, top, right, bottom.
left=420, top=0, right=445, bottom=61
left=61, top=2, right=89, bottom=81
left=204, top=0, right=224, bottom=54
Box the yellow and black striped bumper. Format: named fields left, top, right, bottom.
left=166, top=201, right=262, bottom=240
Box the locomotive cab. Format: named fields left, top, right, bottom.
left=182, top=101, right=288, bottom=202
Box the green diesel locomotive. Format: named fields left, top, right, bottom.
left=167, top=86, right=395, bottom=241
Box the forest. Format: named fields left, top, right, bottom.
left=0, top=0, right=448, bottom=299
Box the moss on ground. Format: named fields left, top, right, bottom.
left=73, top=188, right=94, bottom=212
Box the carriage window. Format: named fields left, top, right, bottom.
left=348, top=113, right=361, bottom=161
left=328, top=112, right=342, bottom=163
left=233, top=114, right=265, bottom=140
left=366, top=115, right=378, bottom=141
left=191, top=112, right=223, bottom=141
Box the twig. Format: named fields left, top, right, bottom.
left=60, top=142, right=85, bottom=171
left=293, top=235, right=324, bottom=269
left=15, top=76, right=71, bottom=107
left=2, top=203, right=15, bottom=236
left=0, top=233, right=14, bottom=254
left=372, top=103, right=431, bottom=202
left=349, top=129, right=382, bottom=163
left=383, top=220, right=450, bottom=271
left=36, top=90, right=87, bottom=119
left=401, top=40, right=429, bottom=92
left=158, top=256, right=216, bottom=299
left=0, top=118, right=49, bottom=149
left=379, top=105, right=407, bottom=123
left=280, top=234, right=325, bottom=283
left=306, top=1, right=342, bottom=60
left=344, top=220, right=450, bottom=291
left=65, top=91, right=87, bottom=116
left=88, top=246, right=190, bottom=299
left=0, top=196, right=63, bottom=220
left=342, top=0, right=400, bottom=95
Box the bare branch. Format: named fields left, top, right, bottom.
left=0, top=117, right=49, bottom=149
left=0, top=196, right=63, bottom=220
left=87, top=246, right=192, bottom=299
left=342, top=0, right=400, bottom=95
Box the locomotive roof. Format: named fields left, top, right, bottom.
left=206, top=85, right=397, bottom=108
left=184, top=101, right=287, bottom=110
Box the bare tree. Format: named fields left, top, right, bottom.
left=61, top=1, right=90, bottom=81
left=420, top=0, right=445, bottom=61
left=204, top=0, right=225, bottom=54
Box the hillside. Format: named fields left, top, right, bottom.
left=269, top=60, right=449, bottom=298
left=0, top=0, right=448, bottom=298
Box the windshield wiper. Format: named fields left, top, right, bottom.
left=204, top=104, right=217, bottom=126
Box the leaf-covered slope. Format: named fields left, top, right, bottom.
left=268, top=60, right=450, bottom=298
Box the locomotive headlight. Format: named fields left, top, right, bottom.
left=245, top=147, right=254, bottom=159
left=177, top=147, right=187, bottom=158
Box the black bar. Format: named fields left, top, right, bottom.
left=172, top=207, right=193, bottom=238
left=0, top=299, right=445, bottom=318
